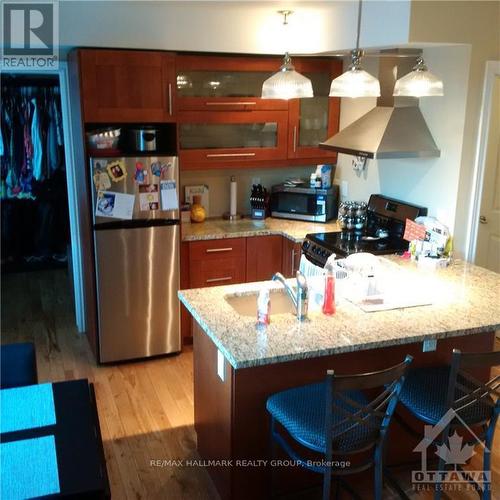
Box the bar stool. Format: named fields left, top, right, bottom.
left=266, top=355, right=413, bottom=500
left=397, top=349, right=500, bottom=500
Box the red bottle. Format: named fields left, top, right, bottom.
left=322, top=265, right=336, bottom=315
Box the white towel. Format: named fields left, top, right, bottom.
left=299, top=254, right=325, bottom=278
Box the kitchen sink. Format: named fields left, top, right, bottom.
left=225, top=290, right=296, bottom=317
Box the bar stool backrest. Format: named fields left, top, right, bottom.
left=325, top=355, right=413, bottom=455
left=446, top=349, right=500, bottom=424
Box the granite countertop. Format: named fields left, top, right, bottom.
left=181, top=217, right=341, bottom=243
left=178, top=258, right=500, bottom=369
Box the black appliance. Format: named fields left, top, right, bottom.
left=302, top=194, right=427, bottom=266
left=270, top=184, right=339, bottom=223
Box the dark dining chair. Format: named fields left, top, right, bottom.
left=397, top=349, right=500, bottom=500
left=266, top=355, right=413, bottom=500
left=0, top=342, right=38, bottom=389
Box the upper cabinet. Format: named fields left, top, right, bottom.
left=287, top=59, right=342, bottom=160
left=178, top=111, right=288, bottom=169
left=77, top=49, right=176, bottom=123
left=72, top=49, right=342, bottom=168
left=177, top=55, right=341, bottom=169
left=176, top=55, right=287, bottom=111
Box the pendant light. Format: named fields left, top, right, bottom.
left=329, top=0, right=380, bottom=98
left=393, top=56, right=444, bottom=97
left=261, top=11, right=314, bottom=100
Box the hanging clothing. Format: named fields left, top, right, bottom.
left=31, top=97, right=42, bottom=182
left=0, top=83, right=64, bottom=200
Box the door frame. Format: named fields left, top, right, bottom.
left=466, top=60, right=500, bottom=263
left=2, top=63, right=86, bottom=333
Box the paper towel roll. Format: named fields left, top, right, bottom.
left=230, top=176, right=237, bottom=216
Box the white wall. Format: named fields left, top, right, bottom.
left=408, top=0, right=500, bottom=258
left=57, top=1, right=411, bottom=56
left=334, top=45, right=471, bottom=231
left=181, top=166, right=315, bottom=217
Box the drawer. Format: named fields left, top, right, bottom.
left=189, top=257, right=246, bottom=288
left=189, top=238, right=246, bottom=262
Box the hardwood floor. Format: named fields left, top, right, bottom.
left=1, top=269, right=498, bottom=500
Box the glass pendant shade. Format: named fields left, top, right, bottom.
left=261, top=53, right=314, bottom=99
left=329, top=67, right=381, bottom=98
left=393, top=57, right=444, bottom=97
left=329, top=50, right=381, bottom=98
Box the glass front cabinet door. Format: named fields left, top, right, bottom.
left=178, top=111, right=289, bottom=169
left=287, top=59, right=342, bottom=160
left=176, top=55, right=288, bottom=111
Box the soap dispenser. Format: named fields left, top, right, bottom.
left=322, top=263, right=336, bottom=315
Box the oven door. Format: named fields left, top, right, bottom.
left=271, top=192, right=326, bottom=221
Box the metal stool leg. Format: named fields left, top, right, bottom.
left=323, top=464, right=332, bottom=500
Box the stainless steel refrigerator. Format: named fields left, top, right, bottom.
left=90, top=156, right=180, bottom=362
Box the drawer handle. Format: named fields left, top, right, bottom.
left=206, top=247, right=233, bottom=253
left=205, top=101, right=256, bottom=106
left=206, top=153, right=256, bottom=158
left=206, top=276, right=233, bottom=283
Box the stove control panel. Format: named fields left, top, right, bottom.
left=302, top=239, right=332, bottom=267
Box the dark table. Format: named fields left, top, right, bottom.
left=1, top=379, right=110, bottom=499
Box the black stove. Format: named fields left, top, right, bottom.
left=302, top=194, right=427, bottom=266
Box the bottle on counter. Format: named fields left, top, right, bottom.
left=314, top=166, right=322, bottom=188
left=322, top=263, right=336, bottom=315
left=310, top=173, right=317, bottom=189
left=257, top=288, right=271, bottom=325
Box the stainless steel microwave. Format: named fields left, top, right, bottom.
left=270, top=184, right=339, bottom=223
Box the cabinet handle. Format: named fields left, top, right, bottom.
left=206, top=276, right=233, bottom=283
left=479, top=215, right=487, bottom=224
left=168, top=83, right=173, bottom=116
left=206, top=247, right=233, bottom=253
left=206, top=153, right=256, bottom=158
left=293, top=126, right=297, bottom=153
left=291, top=248, right=296, bottom=275
left=205, top=101, right=257, bottom=106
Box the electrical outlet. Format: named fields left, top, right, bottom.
left=341, top=181, right=349, bottom=198
left=251, top=177, right=261, bottom=186
left=422, top=339, right=437, bottom=352
left=217, top=349, right=225, bottom=381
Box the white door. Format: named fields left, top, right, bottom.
left=475, top=75, right=500, bottom=272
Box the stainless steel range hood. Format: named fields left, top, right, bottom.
left=319, top=55, right=440, bottom=159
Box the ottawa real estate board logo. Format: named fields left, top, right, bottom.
left=2, top=0, right=59, bottom=69
left=412, top=408, right=490, bottom=494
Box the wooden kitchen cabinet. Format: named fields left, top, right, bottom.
left=77, top=49, right=176, bottom=123
left=176, top=55, right=288, bottom=111
left=176, top=54, right=343, bottom=170
left=281, top=238, right=302, bottom=278
left=246, top=236, right=283, bottom=282
left=188, top=238, right=246, bottom=288
left=287, top=58, right=342, bottom=161
left=178, top=110, right=289, bottom=170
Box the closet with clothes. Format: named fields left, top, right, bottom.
left=1, top=74, right=70, bottom=272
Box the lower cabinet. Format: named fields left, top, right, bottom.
left=189, top=238, right=246, bottom=288
left=282, top=238, right=302, bottom=278
left=181, top=234, right=300, bottom=343
left=246, top=235, right=283, bottom=282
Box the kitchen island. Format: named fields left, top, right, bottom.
left=178, top=258, right=500, bottom=499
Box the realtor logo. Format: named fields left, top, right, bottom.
left=2, top=1, right=58, bottom=69
left=412, top=408, right=490, bottom=493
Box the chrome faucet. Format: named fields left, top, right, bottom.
left=272, top=271, right=308, bottom=320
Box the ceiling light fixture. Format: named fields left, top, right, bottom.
left=261, top=10, right=314, bottom=100
left=393, top=56, right=444, bottom=97
left=329, top=0, right=380, bottom=98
